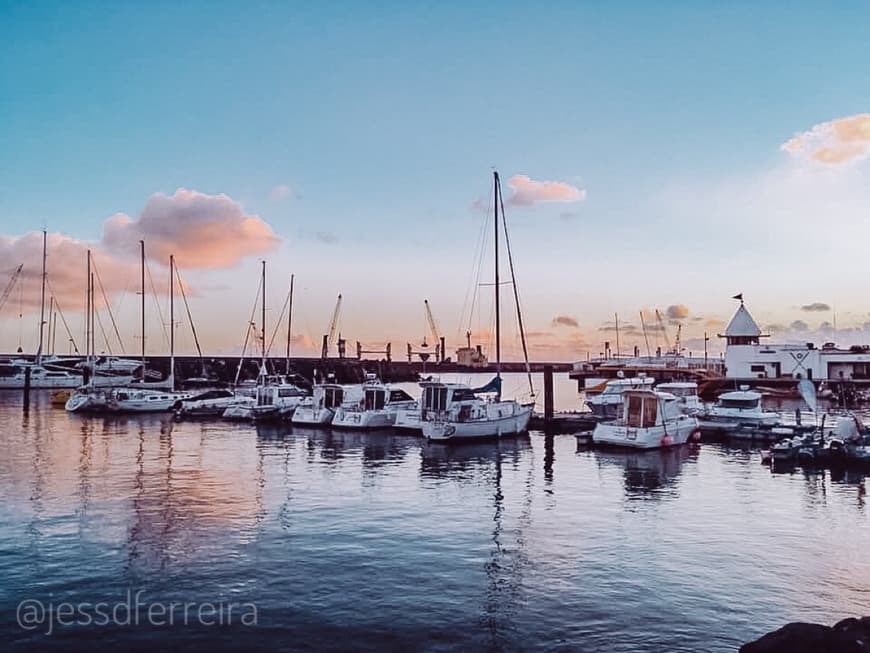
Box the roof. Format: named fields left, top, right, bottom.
left=724, top=304, right=761, bottom=337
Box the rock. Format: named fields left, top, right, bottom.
left=740, top=617, right=870, bottom=653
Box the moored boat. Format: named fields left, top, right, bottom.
left=332, top=376, right=416, bottom=429
left=592, top=388, right=700, bottom=449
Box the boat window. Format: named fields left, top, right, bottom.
left=365, top=389, right=386, bottom=410
left=278, top=388, right=302, bottom=398
left=324, top=387, right=344, bottom=408
left=721, top=398, right=758, bottom=409
left=423, top=386, right=450, bottom=411
left=643, top=398, right=658, bottom=426
left=389, top=389, right=413, bottom=403
left=453, top=389, right=476, bottom=402
left=626, top=395, right=644, bottom=427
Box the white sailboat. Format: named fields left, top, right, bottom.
left=1, top=231, right=82, bottom=389
left=421, top=171, right=535, bottom=441
left=221, top=266, right=309, bottom=421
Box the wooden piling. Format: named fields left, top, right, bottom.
left=543, top=365, right=554, bottom=427
left=23, top=366, right=31, bottom=411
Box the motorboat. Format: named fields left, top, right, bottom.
left=592, top=389, right=700, bottom=449
left=0, top=364, right=82, bottom=389
left=585, top=375, right=655, bottom=420
left=291, top=382, right=364, bottom=426
left=655, top=382, right=701, bottom=413
left=698, top=386, right=780, bottom=433
left=222, top=374, right=310, bottom=421
left=332, top=377, right=416, bottom=429
left=107, top=388, right=191, bottom=412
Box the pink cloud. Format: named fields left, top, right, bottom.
left=507, top=174, right=586, bottom=206
left=269, top=184, right=293, bottom=201
left=782, top=114, right=870, bottom=164
left=102, top=188, right=280, bottom=268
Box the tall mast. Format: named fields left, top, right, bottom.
left=615, top=313, right=620, bottom=358
left=286, top=273, right=294, bottom=375
left=140, top=240, right=146, bottom=370
left=86, top=250, right=91, bottom=361
left=169, top=254, right=175, bottom=391
left=36, top=229, right=47, bottom=363
left=261, top=260, right=267, bottom=375
left=493, top=171, right=501, bottom=388
left=47, top=296, right=54, bottom=357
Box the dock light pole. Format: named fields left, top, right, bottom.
left=704, top=331, right=709, bottom=368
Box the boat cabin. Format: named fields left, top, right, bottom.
left=363, top=387, right=414, bottom=410
left=420, top=383, right=477, bottom=415
left=715, top=390, right=762, bottom=410
left=622, top=390, right=682, bottom=428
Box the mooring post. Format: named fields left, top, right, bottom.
left=543, top=365, right=554, bottom=428
left=23, top=366, right=31, bottom=411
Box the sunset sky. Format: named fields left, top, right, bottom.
left=2, top=3, right=870, bottom=361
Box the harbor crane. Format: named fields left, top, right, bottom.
left=408, top=299, right=447, bottom=364
left=0, top=264, right=23, bottom=313
left=321, top=293, right=343, bottom=359
left=424, top=299, right=446, bottom=363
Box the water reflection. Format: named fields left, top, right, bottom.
left=588, top=446, right=698, bottom=499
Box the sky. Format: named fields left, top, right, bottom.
left=1, top=1, right=870, bottom=361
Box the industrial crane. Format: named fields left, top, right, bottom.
left=423, top=299, right=445, bottom=363
left=0, top=264, right=23, bottom=313
left=321, top=293, right=343, bottom=359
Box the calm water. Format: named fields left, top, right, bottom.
left=1, top=374, right=869, bottom=652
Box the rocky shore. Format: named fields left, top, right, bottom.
left=741, top=617, right=870, bottom=652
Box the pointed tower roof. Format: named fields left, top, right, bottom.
left=724, top=303, right=761, bottom=337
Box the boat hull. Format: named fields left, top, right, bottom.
left=332, top=408, right=397, bottom=429
left=394, top=407, right=423, bottom=432
left=422, top=403, right=533, bottom=441
left=592, top=416, right=700, bottom=449
left=291, top=406, right=336, bottom=425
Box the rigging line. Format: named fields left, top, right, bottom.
left=144, top=259, right=169, bottom=349
left=266, top=285, right=292, bottom=358
left=174, top=266, right=205, bottom=373
left=497, top=179, right=533, bottom=396
left=233, top=280, right=262, bottom=386
left=44, top=279, right=79, bottom=353
left=91, top=256, right=126, bottom=354
left=93, top=301, right=114, bottom=355
left=458, top=184, right=493, bottom=340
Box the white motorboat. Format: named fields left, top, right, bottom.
left=394, top=403, right=424, bottom=431
left=332, top=377, right=416, bottom=429
left=699, top=386, right=780, bottom=433
left=223, top=375, right=310, bottom=421
left=291, top=382, right=364, bottom=426
left=655, top=381, right=701, bottom=413
left=0, top=364, right=82, bottom=389
left=420, top=171, right=536, bottom=442
left=592, top=388, right=700, bottom=449
left=585, top=375, right=655, bottom=420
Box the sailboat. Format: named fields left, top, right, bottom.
left=222, top=265, right=309, bottom=421
left=420, top=172, right=535, bottom=441
left=0, top=231, right=81, bottom=389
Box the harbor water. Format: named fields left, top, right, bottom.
left=1, top=373, right=869, bottom=652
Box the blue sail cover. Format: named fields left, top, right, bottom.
left=472, top=376, right=502, bottom=395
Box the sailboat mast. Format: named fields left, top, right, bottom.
left=493, top=171, right=501, bottom=382
left=286, top=273, right=294, bottom=375
left=140, top=240, right=146, bottom=370
left=86, top=250, right=91, bottom=361
left=36, top=229, right=47, bottom=362
left=261, top=260, right=267, bottom=373
left=615, top=313, right=620, bottom=358
left=169, top=254, right=175, bottom=391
